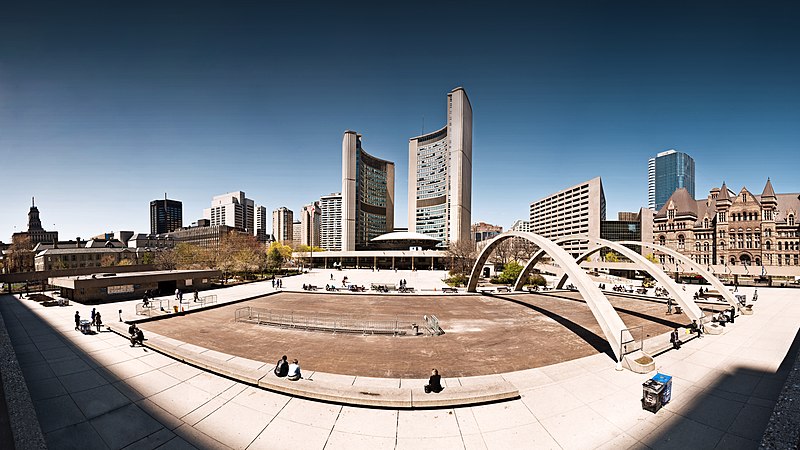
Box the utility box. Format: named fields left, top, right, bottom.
left=642, top=373, right=672, bottom=413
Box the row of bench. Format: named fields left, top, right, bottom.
left=107, top=323, right=519, bottom=408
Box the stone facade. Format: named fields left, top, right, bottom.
left=653, top=179, right=799, bottom=267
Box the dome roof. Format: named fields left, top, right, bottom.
left=370, top=231, right=442, bottom=242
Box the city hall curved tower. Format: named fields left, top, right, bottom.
left=342, top=131, right=395, bottom=251
left=408, top=87, right=472, bottom=246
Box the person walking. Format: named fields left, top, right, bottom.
left=94, top=311, right=102, bottom=332
left=74, top=311, right=81, bottom=331
left=193, top=289, right=199, bottom=302
left=666, top=298, right=673, bottom=315
left=670, top=328, right=682, bottom=350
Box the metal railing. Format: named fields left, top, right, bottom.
left=425, top=314, right=444, bottom=335
left=234, top=306, right=429, bottom=336
left=136, top=294, right=218, bottom=316
left=619, top=325, right=644, bottom=357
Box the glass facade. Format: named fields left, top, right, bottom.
left=414, top=132, right=449, bottom=243
left=150, top=199, right=183, bottom=234
left=354, top=142, right=391, bottom=248
left=654, top=151, right=695, bottom=212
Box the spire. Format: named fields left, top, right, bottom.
left=761, top=178, right=776, bottom=200
left=718, top=182, right=730, bottom=201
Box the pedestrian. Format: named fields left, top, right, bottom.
left=193, top=289, right=199, bottom=302
left=143, top=292, right=150, bottom=307
left=274, top=355, right=289, bottom=377
left=74, top=311, right=81, bottom=331
left=272, top=279, right=275, bottom=288
left=287, top=359, right=302, bottom=381
left=666, top=298, right=673, bottom=315
left=424, top=369, right=443, bottom=393
left=670, top=328, right=681, bottom=350
left=91, top=308, right=96, bottom=323
left=330, top=273, right=334, bottom=280
left=94, top=311, right=102, bottom=332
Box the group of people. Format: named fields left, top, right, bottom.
left=693, top=287, right=709, bottom=300
left=273, top=355, right=302, bottom=381
left=653, top=286, right=669, bottom=298
left=713, top=308, right=736, bottom=326
left=301, top=284, right=317, bottom=291
left=74, top=308, right=103, bottom=333
left=175, top=288, right=198, bottom=302
left=128, top=323, right=145, bottom=347
left=271, top=278, right=283, bottom=289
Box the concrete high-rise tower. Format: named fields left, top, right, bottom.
left=319, top=193, right=342, bottom=251
left=272, top=207, right=294, bottom=245
left=203, top=191, right=255, bottom=233
left=341, top=131, right=395, bottom=251
left=648, top=149, right=695, bottom=212
left=408, top=87, right=472, bottom=246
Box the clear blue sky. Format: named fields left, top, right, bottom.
left=2, top=1, right=799, bottom=241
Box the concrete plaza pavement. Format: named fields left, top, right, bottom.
left=1, top=273, right=798, bottom=449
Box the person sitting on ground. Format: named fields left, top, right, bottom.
left=425, top=368, right=443, bottom=393
left=129, top=324, right=144, bottom=347
left=287, top=359, right=302, bottom=381
left=274, top=355, right=289, bottom=377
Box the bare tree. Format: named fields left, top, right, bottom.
left=446, top=238, right=478, bottom=277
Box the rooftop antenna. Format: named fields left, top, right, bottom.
left=32, top=196, right=35, bottom=207
left=421, top=115, right=425, bottom=135
left=165, top=192, right=167, bottom=200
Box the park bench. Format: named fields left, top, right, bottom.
left=495, top=286, right=511, bottom=292
left=398, top=286, right=415, bottom=293
left=441, top=287, right=458, bottom=293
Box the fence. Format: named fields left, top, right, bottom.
left=234, top=306, right=432, bottom=336
left=425, top=314, right=444, bottom=335
left=135, top=294, right=218, bottom=316
left=619, top=325, right=644, bottom=357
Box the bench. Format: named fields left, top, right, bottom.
left=441, top=287, right=458, bottom=293
left=107, top=323, right=519, bottom=408
left=398, top=287, right=415, bottom=293
left=496, top=286, right=511, bottom=292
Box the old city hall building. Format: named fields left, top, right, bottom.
left=653, top=179, right=799, bottom=268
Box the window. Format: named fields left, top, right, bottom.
left=678, top=235, right=685, bottom=250
left=790, top=215, right=795, bottom=226
left=659, top=236, right=666, bottom=246
left=766, top=241, right=771, bottom=250
left=704, top=218, right=709, bottom=228
left=668, top=209, right=675, bottom=220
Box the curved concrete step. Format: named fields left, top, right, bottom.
left=622, top=350, right=655, bottom=374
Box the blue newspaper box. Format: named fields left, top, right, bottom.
left=652, top=373, right=672, bottom=404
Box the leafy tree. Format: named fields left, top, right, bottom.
left=7, top=236, right=34, bottom=273
left=294, top=244, right=325, bottom=253
left=495, top=260, right=523, bottom=284
left=604, top=251, right=620, bottom=262
left=141, top=252, right=155, bottom=265
left=100, top=254, right=117, bottom=267
left=645, top=253, right=659, bottom=264
left=528, top=273, right=547, bottom=286
left=154, top=249, right=178, bottom=270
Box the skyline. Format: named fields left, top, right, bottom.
left=2, top=2, right=800, bottom=241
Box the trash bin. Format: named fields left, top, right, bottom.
left=651, top=372, right=672, bottom=405
left=642, top=372, right=673, bottom=412
left=411, top=323, right=419, bottom=335
left=641, top=378, right=664, bottom=413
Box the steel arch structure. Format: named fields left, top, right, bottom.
left=468, top=231, right=633, bottom=361
left=620, top=241, right=741, bottom=310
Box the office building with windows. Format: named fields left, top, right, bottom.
left=408, top=87, right=472, bottom=247
left=254, top=205, right=268, bottom=242
left=272, top=207, right=294, bottom=246
left=300, top=202, right=321, bottom=248
left=472, top=222, right=502, bottom=243
left=150, top=196, right=183, bottom=235
left=648, top=149, right=695, bottom=211
left=342, top=131, right=395, bottom=251
left=320, top=193, right=343, bottom=251
left=529, top=177, right=606, bottom=257
left=203, top=191, right=255, bottom=234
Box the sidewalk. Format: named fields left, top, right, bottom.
left=0, top=284, right=797, bottom=449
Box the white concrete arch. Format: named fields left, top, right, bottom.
left=621, top=241, right=741, bottom=311
left=551, top=237, right=704, bottom=321
left=468, top=231, right=633, bottom=361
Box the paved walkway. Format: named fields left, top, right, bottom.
left=1, top=281, right=798, bottom=449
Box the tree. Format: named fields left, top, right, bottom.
left=496, top=260, right=524, bottom=284
left=445, top=238, right=477, bottom=278
left=100, top=254, right=116, bottom=267
left=294, top=244, right=325, bottom=253
left=267, top=241, right=292, bottom=270
left=141, top=252, right=155, bottom=265
left=7, top=236, right=34, bottom=273
left=154, top=249, right=178, bottom=270
left=604, top=251, right=620, bottom=263
left=645, top=253, right=659, bottom=264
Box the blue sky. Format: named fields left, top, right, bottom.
left=2, top=1, right=799, bottom=241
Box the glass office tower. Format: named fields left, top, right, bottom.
left=648, top=150, right=695, bottom=212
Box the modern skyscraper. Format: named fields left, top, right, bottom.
left=300, top=202, right=321, bottom=248
left=272, top=207, right=294, bottom=245
left=150, top=195, right=183, bottom=234
left=408, top=87, right=472, bottom=246
left=529, top=177, right=606, bottom=257
left=319, top=193, right=343, bottom=251
left=203, top=191, right=255, bottom=233
left=254, top=205, right=268, bottom=242
left=341, top=131, right=395, bottom=251
left=648, top=149, right=695, bottom=212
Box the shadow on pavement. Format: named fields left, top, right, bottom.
left=639, top=328, right=800, bottom=449
left=0, top=294, right=215, bottom=449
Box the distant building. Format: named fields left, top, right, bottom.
left=342, top=131, right=395, bottom=251
left=529, top=177, right=606, bottom=257
left=272, top=207, right=294, bottom=245
left=653, top=179, right=800, bottom=267
left=320, top=193, right=343, bottom=251
left=255, top=205, right=268, bottom=242
left=648, top=149, right=695, bottom=211
left=600, top=209, right=654, bottom=254
left=472, top=222, right=502, bottom=242
left=204, top=191, right=255, bottom=234
left=510, top=220, right=532, bottom=233
left=150, top=196, right=183, bottom=234
left=300, top=202, right=321, bottom=248
left=35, top=247, right=136, bottom=271
left=408, top=87, right=472, bottom=247
left=12, top=197, right=59, bottom=246
left=292, top=220, right=301, bottom=247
